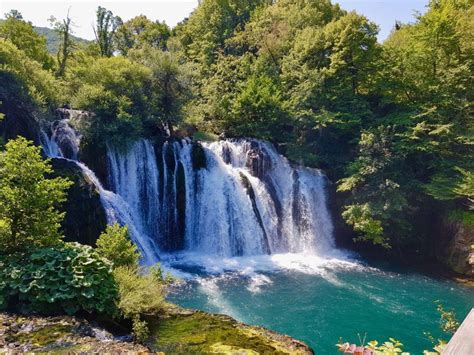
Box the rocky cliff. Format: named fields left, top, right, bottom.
left=439, top=216, right=474, bottom=276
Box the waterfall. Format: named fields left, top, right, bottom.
left=40, top=118, right=336, bottom=262
left=107, top=138, right=335, bottom=258
left=39, top=120, right=159, bottom=265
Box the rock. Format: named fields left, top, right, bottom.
left=50, top=158, right=107, bottom=246
left=243, top=141, right=273, bottom=179
left=0, top=313, right=149, bottom=353
left=438, top=215, right=474, bottom=276
left=148, top=304, right=314, bottom=354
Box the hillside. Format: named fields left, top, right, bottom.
left=33, top=26, right=91, bottom=53
left=0, top=19, right=90, bottom=53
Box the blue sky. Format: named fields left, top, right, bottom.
left=1, top=0, right=428, bottom=42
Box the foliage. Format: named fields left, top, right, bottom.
left=96, top=224, right=140, bottom=269
left=115, top=15, right=170, bottom=55
left=128, top=46, right=195, bottom=130
left=113, top=266, right=164, bottom=318
left=113, top=265, right=165, bottom=342
left=132, top=315, right=150, bottom=343
left=0, top=38, right=60, bottom=108
left=0, top=137, right=72, bottom=253
left=175, top=0, right=270, bottom=68
left=0, top=10, right=54, bottom=69
left=436, top=303, right=460, bottom=335
left=366, top=338, right=405, bottom=354
left=94, top=6, right=121, bottom=57
left=0, top=243, right=118, bottom=315
left=70, top=56, right=151, bottom=143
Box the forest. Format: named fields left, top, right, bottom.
left=0, top=0, right=473, bottom=353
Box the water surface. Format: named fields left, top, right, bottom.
left=165, top=252, right=474, bottom=354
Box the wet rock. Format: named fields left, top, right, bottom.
left=0, top=313, right=149, bottom=353
left=245, top=141, right=272, bottom=178
left=439, top=216, right=474, bottom=276
left=50, top=158, right=107, bottom=246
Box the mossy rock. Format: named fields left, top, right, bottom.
left=50, top=158, right=107, bottom=246
left=12, top=324, right=72, bottom=347
left=148, top=305, right=313, bottom=354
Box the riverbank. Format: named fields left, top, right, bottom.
left=0, top=305, right=313, bottom=354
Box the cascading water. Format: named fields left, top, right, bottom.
left=40, top=117, right=336, bottom=263
left=39, top=119, right=159, bottom=264
left=106, top=138, right=335, bottom=259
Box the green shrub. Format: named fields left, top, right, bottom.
left=113, top=266, right=164, bottom=318
left=0, top=242, right=118, bottom=316
left=132, top=315, right=150, bottom=343
left=113, top=265, right=165, bottom=343
left=0, top=137, right=72, bottom=254
left=96, top=224, right=140, bottom=268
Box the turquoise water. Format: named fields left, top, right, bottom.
left=165, top=253, right=474, bottom=354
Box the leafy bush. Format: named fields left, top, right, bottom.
left=0, top=137, right=72, bottom=253
left=113, top=265, right=165, bottom=342
left=113, top=266, right=164, bottom=318
left=0, top=243, right=118, bottom=316
left=132, top=315, right=150, bottom=343
left=0, top=39, right=60, bottom=107
left=96, top=224, right=140, bottom=268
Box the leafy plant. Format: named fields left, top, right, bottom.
left=132, top=315, right=150, bottom=343
left=0, top=243, right=118, bottom=315
left=113, top=265, right=164, bottom=318
left=96, top=223, right=140, bottom=268
left=0, top=137, right=72, bottom=253
left=113, top=265, right=165, bottom=342
left=436, top=302, right=460, bottom=335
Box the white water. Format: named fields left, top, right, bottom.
left=106, top=138, right=336, bottom=260
left=39, top=120, right=159, bottom=264
left=41, top=119, right=344, bottom=271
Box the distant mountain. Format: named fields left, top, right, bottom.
left=33, top=26, right=91, bottom=54
left=0, top=19, right=91, bottom=53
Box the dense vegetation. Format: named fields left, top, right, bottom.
left=0, top=137, right=166, bottom=341
left=0, top=1, right=472, bottom=351
left=0, top=0, right=472, bottom=261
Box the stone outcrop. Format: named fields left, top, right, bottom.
left=1, top=305, right=314, bottom=354
left=0, top=313, right=148, bottom=353
left=439, top=217, right=474, bottom=276
left=148, top=304, right=314, bottom=354
left=50, top=158, right=107, bottom=246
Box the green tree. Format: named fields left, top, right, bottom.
left=96, top=223, right=140, bottom=268
left=114, top=15, right=170, bottom=55
left=0, top=10, right=54, bottom=69
left=129, top=46, right=194, bottom=132
left=0, top=38, right=60, bottom=108
left=49, top=10, right=74, bottom=77
left=175, top=0, right=270, bottom=67
left=94, top=6, right=121, bottom=57
left=0, top=137, right=72, bottom=253
left=71, top=56, right=151, bottom=143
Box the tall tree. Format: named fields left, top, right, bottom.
left=114, top=15, right=170, bottom=55
left=93, top=6, right=121, bottom=57
left=49, top=10, right=74, bottom=77
left=0, top=10, right=53, bottom=69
